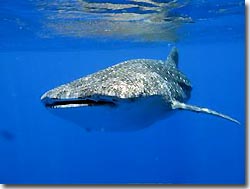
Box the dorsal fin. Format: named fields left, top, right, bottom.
left=171, top=101, right=240, bottom=125
left=166, top=47, right=178, bottom=67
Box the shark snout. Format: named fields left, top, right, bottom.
left=40, top=90, right=60, bottom=108
left=40, top=86, right=77, bottom=108
left=41, top=87, right=117, bottom=109
left=41, top=83, right=82, bottom=102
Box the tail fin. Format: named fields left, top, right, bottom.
left=171, top=101, right=240, bottom=125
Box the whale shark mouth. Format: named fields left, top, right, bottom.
left=41, top=97, right=117, bottom=108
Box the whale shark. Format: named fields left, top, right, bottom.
left=41, top=47, right=240, bottom=131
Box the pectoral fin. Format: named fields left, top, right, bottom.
left=171, top=101, right=240, bottom=125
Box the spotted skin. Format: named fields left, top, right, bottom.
left=41, top=47, right=239, bottom=126
left=41, top=48, right=191, bottom=105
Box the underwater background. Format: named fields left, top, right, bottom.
left=0, top=0, right=245, bottom=184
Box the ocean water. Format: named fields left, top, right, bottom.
left=0, top=0, right=245, bottom=184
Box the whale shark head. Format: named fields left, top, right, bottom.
left=41, top=47, right=239, bottom=131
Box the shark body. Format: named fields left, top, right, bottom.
left=41, top=47, right=239, bottom=131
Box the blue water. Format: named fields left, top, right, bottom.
left=0, top=0, right=245, bottom=184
